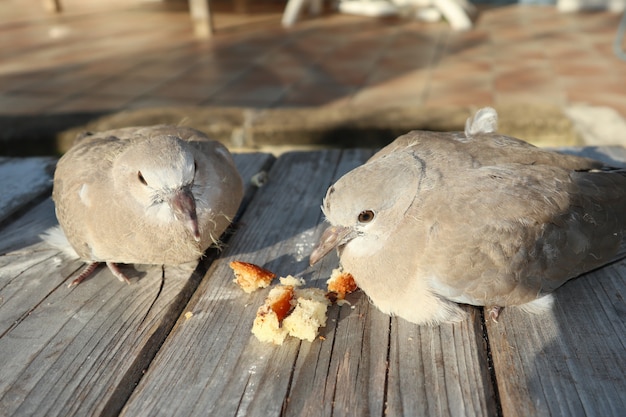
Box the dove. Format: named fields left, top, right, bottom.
left=51, top=125, right=243, bottom=286
left=310, top=107, right=626, bottom=325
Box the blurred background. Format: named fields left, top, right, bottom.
left=1, top=0, right=625, bottom=155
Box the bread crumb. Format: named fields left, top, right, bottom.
left=279, top=275, right=305, bottom=287
left=283, top=288, right=330, bottom=342
left=230, top=261, right=276, bottom=293
left=252, top=305, right=288, bottom=345
left=251, top=280, right=330, bottom=345
left=326, top=268, right=357, bottom=300
left=184, top=311, right=193, bottom=319
left=251, top=285, right=295, bottom=345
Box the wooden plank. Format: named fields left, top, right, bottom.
left=0, top=157, right=55, bottom=225
left=488, top=146, right=626, bottom=417
left=276, top=149, right=390, bottom=417
left=283, top=289, right=390, bottom=417
left=0, top=153, right=273, bottom=417
left=555, top=145, right=626, bottom=167
left=119, top=149, right=364, bottom=417
left=487, top=263, right=626, bottom=417
left=121, top=148, right=497, bottom=417
left=387, top=307, right=497, bottom=416
left=0, top=198, right=84, bottom=338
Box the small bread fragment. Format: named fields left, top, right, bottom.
left=251, top=285, right=295, bottom=345
left=230, top=261, right=276, bottom=293
left=279, top=274, right=305, bottom=287
left=252, top=277, right=331, bottom=345
left=283, top=288, right=330, bottom=342
left=326, top=268, right=357, bottom=300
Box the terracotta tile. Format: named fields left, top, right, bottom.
left=149, top=79, right=226, bottom=101
left=0, top=92, right=62, bottom=114
left=0, top=0, right=624, bottom=131
left=45, top=94, right=131, bottom=114
left=494, top=90, right=566, bottom=108
left=494, top=66, right=554, bottom=92
left=425, top=76, right=494, bottom=107
left=210, top=82, right=289, bottom=104
left=125, top=96, right=206, bottom=109
left=125, top=61, right=196, bottom=81
left=351, top=74, right=429, bottom=107
left=0, top=72, right=50, bottom=92
left=88, top=76, right=164, bottom=98
left=278, top=83, right=356, bottom=107
left=18, top=72, right=105, bottom=96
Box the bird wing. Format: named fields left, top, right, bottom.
left=53, top=134, right=127, bottom=259
left=374, top=129, right=605, bottom=171
left=416, top=161, right=626, bottom=307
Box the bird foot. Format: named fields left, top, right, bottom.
left=67, top=261, right=131, bottom=287
left=68, top=262, right=100, bottom=287
left=487, top=306, right=503, bottom=323
left=106, top=262, right=131, bottom=284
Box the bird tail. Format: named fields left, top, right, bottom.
left=465, top=107, right=498, bottom=137
left=40, top=226, right=80, bottom=259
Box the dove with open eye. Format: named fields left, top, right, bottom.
left=310, top=107, right=626, bottom=324
left=51, top=125, right=243, bottom=286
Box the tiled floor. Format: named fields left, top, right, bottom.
left=1, top=0, right=625, bottom=119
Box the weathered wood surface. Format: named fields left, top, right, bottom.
left=120, top=148, right=496, bottom=417
left=0, top=153, right=274, bottom=417
left=487, top=146, right=626, bottom=417
left=0, top=147, right=625, bottom=417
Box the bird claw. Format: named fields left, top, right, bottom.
left=67, top=261, right=130, bottom=287
left=68, top=262, right=100, bottom=288
left=106, top=262, right=131, bottom=284
left=487, top=306, right=503, bottom=323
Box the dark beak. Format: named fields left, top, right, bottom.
left=171, top=185, right=200, bottom=241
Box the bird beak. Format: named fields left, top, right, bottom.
left=171, top=186, right=201, bottom=241
left=309, top=225, right=356, bottom=266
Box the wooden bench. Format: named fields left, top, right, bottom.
left=0, top=147, right=625, bottom=416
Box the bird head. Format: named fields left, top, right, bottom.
left=114, top=135, right=201, bottom=241
left=310, top=150, right=422, bottom=265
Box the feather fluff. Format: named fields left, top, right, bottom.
left=40, top=225, right=80, bottom=259
left=465, top=107, right=498, bottom=137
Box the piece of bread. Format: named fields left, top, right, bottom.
left=230, top=261, right=276, bottom=293
left=326, top=268, right=357, bottom=300
left=283, top=288, right=330, bottom=342
left=251, top=284, right=295, bottom=345
left=279, top=275, right=305, bottom=287
left=251, top=276, right=331, bottom=345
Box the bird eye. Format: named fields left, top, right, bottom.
left=138, top=171, right=147, bottom=185
left=358, top=210, right=375, bottom=223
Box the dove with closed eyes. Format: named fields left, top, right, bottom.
left=51, top=125, right=243, bottom=286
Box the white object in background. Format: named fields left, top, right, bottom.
left=338, top=0, right=399, bottom=16
left=557, top=0, right=625, bottom=12
left=338, top=0, right=473, bottom=30
left=282, top=0, right=473, bottom=29
left=282, top=0, right=324, bottom=26
left=432, top=0, right=473, bottom=30
left=415, top=7, right=443, bottom=22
